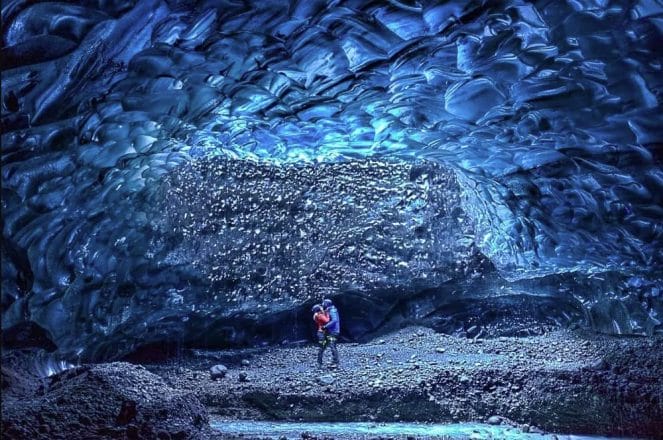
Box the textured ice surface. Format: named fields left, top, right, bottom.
left=1, top=0, right=662, bottom=359
left=161, top=160, right=471, bottom=300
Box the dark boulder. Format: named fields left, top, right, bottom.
left=210, top=364, right=228, bottom=380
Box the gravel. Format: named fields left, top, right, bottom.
left=144, top=326, right=663, bottom=438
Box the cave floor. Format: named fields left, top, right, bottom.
left=144, top=327, right=663, bottom=439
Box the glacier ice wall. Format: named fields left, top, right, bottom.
left=2, top=0, right=662, bottom=359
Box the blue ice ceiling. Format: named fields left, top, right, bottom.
left=2, top=0, right=662, bottom=359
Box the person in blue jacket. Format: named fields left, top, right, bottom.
left=320, top=298, right=340, bottom=368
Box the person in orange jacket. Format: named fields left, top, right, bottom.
left=312, top=304, right=330, bottom=367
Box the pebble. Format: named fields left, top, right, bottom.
left=591, top=358, right=608, bottom=370
left=209, top=364, right=228, bottom=380
left=487, top=415, right=501, bottom=425
left=317, top=375, right=335, bottom=385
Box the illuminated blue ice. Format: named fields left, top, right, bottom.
left=210, top=420, right=637, bottom=440
left=1, top=0, right=662, bottom=360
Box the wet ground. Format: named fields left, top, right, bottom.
left=209, top=420, right=637, bottom=440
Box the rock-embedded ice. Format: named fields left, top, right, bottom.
left=1, top=0, right=662, bottom=359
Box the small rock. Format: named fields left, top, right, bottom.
left=116, top=400, right=137, bottom=424
left=317, top=375, right=334, bottom=386
left=435, top=347, right=446, bottom=353
left=210, top=364, right=228, bottom=380
left=241, top=359, right=250, bottom=367
left=487, top=415, right=501, bottom=425
left=591, top=358, right=608, bottom=370
left=238, top=372, right=249, bottom=382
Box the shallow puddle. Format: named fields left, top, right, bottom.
left=210, top=420, right=636, bottom=439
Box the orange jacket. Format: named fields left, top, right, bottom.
left=313, top=311, right=330, bottom=331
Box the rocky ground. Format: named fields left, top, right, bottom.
left=2, top=327, right=662, bottom=439
left=144, top=327, right=663, bottom=439
left=1, top=354, right=212, bottom=439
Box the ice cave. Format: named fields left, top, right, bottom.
left=1, top=0, right=662, bottom=439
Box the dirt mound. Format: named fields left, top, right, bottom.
left=2, top=361, right=210, bottom=439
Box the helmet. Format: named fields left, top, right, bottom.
left=311, top=304, right=323, bottom=313
left=322, top=298, right=333, bottom=308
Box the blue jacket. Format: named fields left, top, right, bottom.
left=324, top=306, right=340, bottom=335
